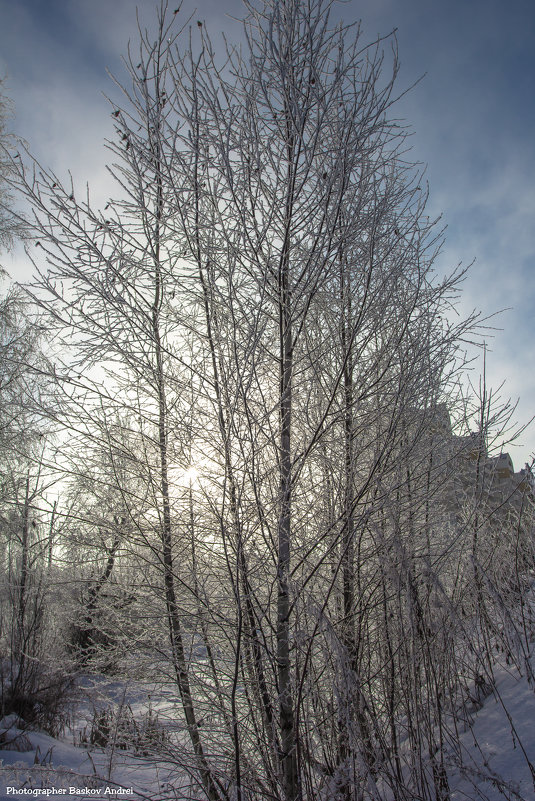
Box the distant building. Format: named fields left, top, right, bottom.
left=424, top=405, right=535, bottom=535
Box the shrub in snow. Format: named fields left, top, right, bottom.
left=79, top=702, right=170, bottom=757
left=0, top=717, right=32, bottom=752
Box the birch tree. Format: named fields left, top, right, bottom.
left=4, top=1, right=498, bottom=799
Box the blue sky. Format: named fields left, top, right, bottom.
left=1, top=0, right=534, bottom=463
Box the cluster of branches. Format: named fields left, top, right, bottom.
left=1, top=2, right=535, bottom=800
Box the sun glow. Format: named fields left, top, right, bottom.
left=182, top=465, right=200, bottom=486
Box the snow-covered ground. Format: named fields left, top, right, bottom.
left=449, top=657, right=535, bottom=801
left=0, top=719, right=188, bottom=800
left=2, top=657, right=535, bottom=801
left=0, top=676, right=185, bottom=801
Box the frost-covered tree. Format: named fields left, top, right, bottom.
left=5, top=1, right=533, bottom=799
left=0, top=82, right=24, bottom=251
left=0, top=84, right=72, bottom=731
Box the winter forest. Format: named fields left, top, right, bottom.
left=1, top=1, right=535, bottom=799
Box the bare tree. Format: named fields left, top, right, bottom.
left=6, top=1, right=531, bottom=800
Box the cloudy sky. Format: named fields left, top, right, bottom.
left=1, top=0, right=534, bottom=464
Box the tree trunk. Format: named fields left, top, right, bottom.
left=277, top=150, right=299, bottom=800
